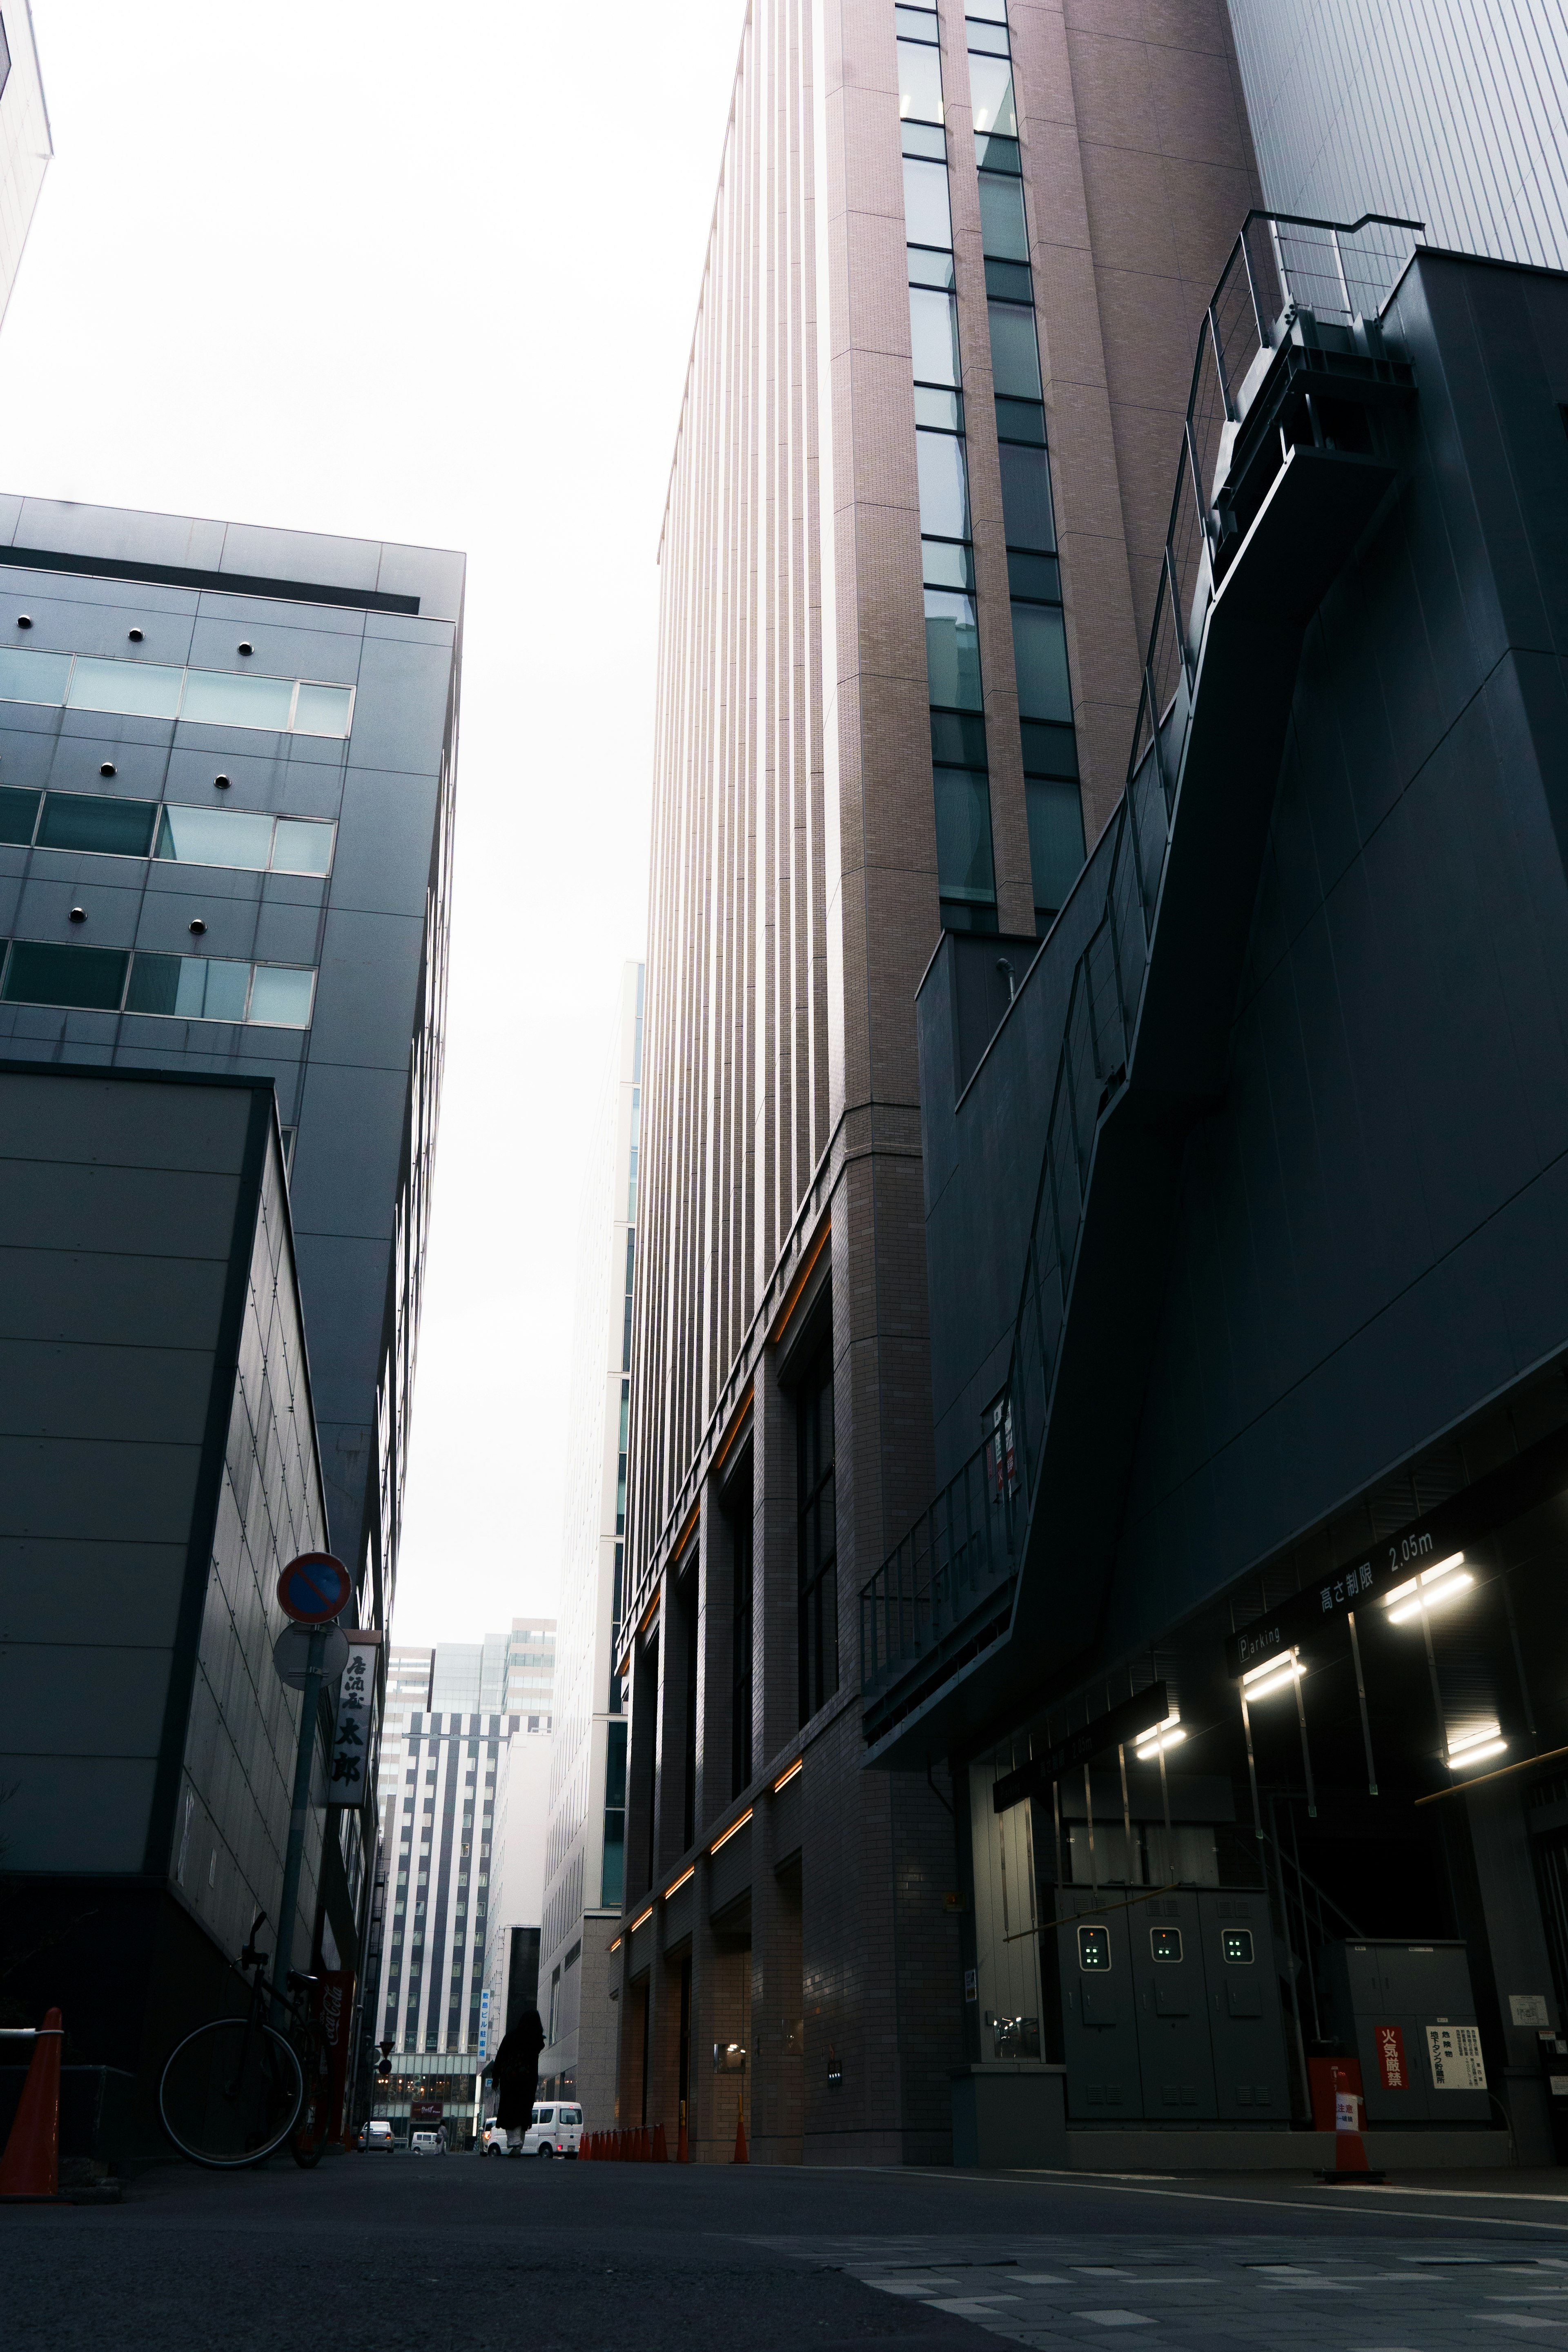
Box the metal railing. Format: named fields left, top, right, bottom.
left=860, top=213, right=1421, bottom=1707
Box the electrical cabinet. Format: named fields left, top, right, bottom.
left=1058, top=1884, right=1290, bottom=2125
left=1323, top=1939, right=1490, bottom=2125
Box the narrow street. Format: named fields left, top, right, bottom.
left=9, top=2158, right=1568, bottom=2350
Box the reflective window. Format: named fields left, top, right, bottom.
left=272, top=817, right=334, bottom=875
left=922, top=538, right=973, bottom=591
left=978, top=170, right=1029, bottom=260
left=247, top=962, right=315, bottom=1028
left=913, top=385, right=964, bottom=431
left=0, top=648, right=72, bottom=704
left=999, top=441, right=1056, bottom=550
left=1027, top=775, right=1085, bottom=917
left=989, top=301, right=1042, bottom=401
left=0, top=650, right=354, bottom=737
left=933, top=765, right=996, bottom=904
left=180, top=668, right=294, bottom=731
left=1011, top=601, right=1072, bottom=722
left=69, top=658, right=183, bottom=719
left=965, top=0, right=1008, bottom=20
left=902, top=157, right=953, bottom=248
left=909, top=285, right=961, bottom=386
left=925, top=588, right=983, bottom=710
left=38, top=795, right=158, bottom=856
left=966, top=17, right=1010, bottom=55
left=796, top=1334, right=838, bottom=1723
left=292, top=682, right=354, bottom=737
left=2, top=939, right=127, bottom=1011
left=969, top=54, right=1016, bottom=135
left=0, top=784, right=37, bottom=843
left=908, top=245, right=956, bottom=290
left=127, top=953, right=250, bottom=1022
left=917, top=429, right=971, bottom=539
left=897, top=39, right=944, bottom=123
left=156, top=804, right=273, bottom=869
left=895, top=3, right=938, bottom=36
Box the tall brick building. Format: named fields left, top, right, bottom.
left=617, top=0, right=1258, bottom=2160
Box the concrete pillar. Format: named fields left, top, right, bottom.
left=753, top=1345, right=798, bottom=1766
left=695, top=1472, right=736, bottom=1838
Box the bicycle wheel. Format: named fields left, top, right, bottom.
left=160, top=2017, right=303, bottom=2168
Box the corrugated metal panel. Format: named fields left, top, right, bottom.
left=1227, top=0, right=1568, bottom=272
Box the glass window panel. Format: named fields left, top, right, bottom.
left=922, top=538, right=973, bottom=590
left=0, top=784, right=39, bottom=844
left=1012, top=600, right=1073, bottom=723
left=37, top=793, right=158, bottom=857
left=978, top=168, right=1028, bottom=258
left=1021, top=718, right=1079, bottom=780
left=977, top=131, right=1020, bottom=174
left=984, top=256, right=1033, bottom=301
left=909, top=286, right=961, bottom=387
left=1027, top=775, right=1086, bottom=912
left=1007, top=550, right=1060, bottom=600
left=247, top=964, right=315, bottom=1027
left=125, top=954, right=251, bottom=1021
left=897, top=40, right=944, bottom=122
left=969, top=56, right=1017, bottom=136
left=916, top=429, right=971, bottom=541
left=996, top=396, right=1046, bottom=445
left=931, top=709, right=988, bottom=767
left=155, top=803, right=273, bottom=869
left=292, top=682, right=353, bottom=737
left=902, top=157, right=953, bottom=249
left=179, top=668, right=295, bottom=731
left=901, top=119, right=947, bottom=160
left=2, top=938, right=127, bottom=1011
left=271, top=817, right=334, bottom=875
left=67, top=657, right=183, bottom=719
left=999, top=441, right=1056, bottom=550
left=913, top=385, right=963, bottom=430
left=0, top=648, right=72, bottom=705
left=932, top=766, right=996, bottom=902
left=967, top=18, right=1011, bottom=53
left=966, top=0, right=1009, bottom=20
left=924, top=588, right=984, bottom=710
left=989, top=301, right=1042, bottom=400
left=907, top=245, right=956, bottom=290
left=894, top=4, right=939, bottom=36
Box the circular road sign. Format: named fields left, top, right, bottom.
left=276, top=1552, right=352, bottom=1625
left=272, top=1623, right=351, bottom=1691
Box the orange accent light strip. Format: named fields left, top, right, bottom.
left=773, top=1759, right=803, bottom=1791
left=664, top=1866, right=695, bottom=1899
left=630, top=1906, right=653, bottom=1933
left=709, top=1808, right=753, bottom=1854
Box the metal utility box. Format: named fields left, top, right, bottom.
left=1323, top=1940, right=1490, bottom=2125
left=1057, top=1885, right=1290, bottom=2125
left=1127, top=1892, right=1218, bottom=2120
left=1199, top=1891, right=1292, bottom=2122
left=1057, top=1891, right=1143, bottom=2122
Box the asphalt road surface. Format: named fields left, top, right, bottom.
left=10, top=2154, right=1568, bottom=2350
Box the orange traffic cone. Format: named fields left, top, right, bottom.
left=1318, top=2088, right=1384, bottom=2184
left=733, top=2108, right=748, bottom=2164
left=580, top=2132, right=592, bottom=2162
left=0, top=2009, right=63, bottom=2202
left=652, top=2123, right=668, bottom=2163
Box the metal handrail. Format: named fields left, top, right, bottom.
left=860, top=212, right=1422, bottom=1704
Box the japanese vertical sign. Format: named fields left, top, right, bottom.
left=1374, top=2025, right=1408, bottom=2090
left=329, top=1632, right=380, bottom=1805
left=1427, top=2023, right=1487, bottom=2090
left=477, top=1987, right=492, bottom=2065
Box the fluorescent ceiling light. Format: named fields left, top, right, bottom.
left=1384, top=1552, right=1470, bottom=1623
left=1242, top=1653, right=1305, bottom=1703
left=1135, top=1711, right=1185, bottom=1759
left=1447, top=1722, right=1505, bottom=1768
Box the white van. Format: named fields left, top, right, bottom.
left=410, top=2129, right=446, bottom=2155
left=522, top=2103, right=583, bottom=2158
left=480, top=2117, right=512, bottom=2156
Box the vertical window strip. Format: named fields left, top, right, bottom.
left=902, top=0, right=998, bottom=935
left=967, top=0, right=1085, bottom=934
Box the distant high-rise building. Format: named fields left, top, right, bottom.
left=538, top=962, right=641, bottom=2118
left=1227, top=0, right=1568, bottom=272
left=368, top=1624, right=555, bottom=2140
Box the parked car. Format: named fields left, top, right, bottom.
left=410, top=2129, right=446, bottom=2156
left=522, top=2103, right=583, bottom=2159
left=359, top=2120, right=396, bottom=2152
left=480, top=2117, right=512, bottom=2156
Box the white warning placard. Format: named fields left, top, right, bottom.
left=1426, top=2022, right=1487, bottom=2091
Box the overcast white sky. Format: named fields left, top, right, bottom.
left=0, top=0, right=743, bottom=1642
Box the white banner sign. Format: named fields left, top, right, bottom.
left=328, top=1634, right=379, bottom=1806
left=1427, top=2022, right=1487, bottom=2091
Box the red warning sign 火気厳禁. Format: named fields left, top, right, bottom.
left=1374, top=2024, right=1408, bottom=2089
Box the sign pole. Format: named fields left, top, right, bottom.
left=274, top=1624, right=327, bottom=2026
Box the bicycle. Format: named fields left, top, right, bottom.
left=158, top=1912, right=333, bottom=2170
